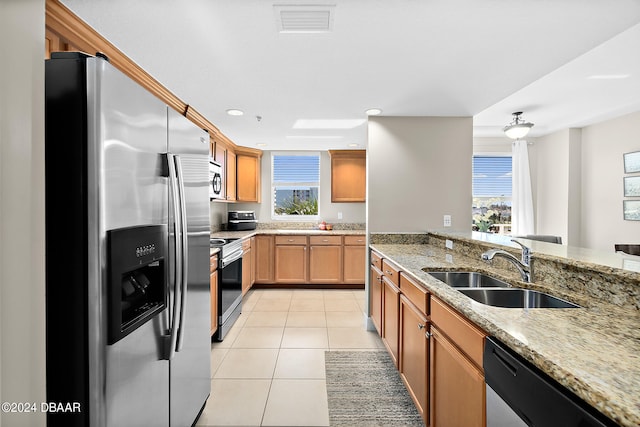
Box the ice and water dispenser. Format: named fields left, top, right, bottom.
left=107, top=225, right=167, bottom=344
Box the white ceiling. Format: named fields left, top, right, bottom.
left=62, top=0, right=640, bottom=150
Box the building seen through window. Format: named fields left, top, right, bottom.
left=472, top=156, right=512, bottom=233
left=272, top=154, right=320, bottom=218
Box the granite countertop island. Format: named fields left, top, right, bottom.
left=370, top=241, right=640, bottom=427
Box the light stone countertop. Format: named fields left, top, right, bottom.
left=370, top=243, right=640, bottom=427
left=209, top=229, right=365, bottom=255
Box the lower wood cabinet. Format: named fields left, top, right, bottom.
left=382, top=276, right=400, bottom=367
left=369, top=263, right=383, bottom=335
left=429, top=296, right=486, bottom=427
left=429, top=326, right=485, bottom=427
left=274, top=236, right=308, bottom=283
left=241, top=238, right=252, bottom=295
left=210, top=253, right=218, bottom=337
left=254, top=234, right=365, bottom=285
left=254, top=235, right=274, bottom=283
left=343, top=235, right=366, bottom=283
left=309, top=236, right=342, bottom=283
left=399, top=294, right=429, bottom=423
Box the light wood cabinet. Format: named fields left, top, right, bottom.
left=343, top=235, right=366, bottom=284
left=369, top=263, right=383, bottom=335
left=241, top=239, right=252, bottom=296
left=309, top=236, right=342, bottom=283
left=236, top=149, right=262, bottom=203
left=226, top=149, right=237, bottom=202
left=382, top=276, right=400, bottom=367
left=250, top=236, right=256, bottom=286
left=214, top=140, right=227, bottom=200
left=429, top=326, right=485, bottom=427
left=429, top=296, right=486, bottom=427
left=210, top=253, right=219, bottom=337
left=254, top=235, right=274, bottom=283
left=274, top=236, right=308, bottom=283
left=328, top=150, right=366, bottom=202
left=399, top=294, right=429, bottom=423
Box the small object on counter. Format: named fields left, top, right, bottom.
left=318, top=221, right=327, bottom=230
left=326, top=224, right=333, bottom=230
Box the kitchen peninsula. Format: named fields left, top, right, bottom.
left=370, top=231, right=640, bottom=427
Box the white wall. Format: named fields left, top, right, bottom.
left=580, top=111, right=640, bottom=252
left=0, top=1, right=47, bottom=426
left=532, top=129, right=575, bottom=244
left=233, top=150, right=367, bottom=225
left=530, top=111, right=640, bottom=251
left=368, top=116, right=473, bottom=232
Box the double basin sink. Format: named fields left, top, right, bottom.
left=425, top=271, right=579, bottom=309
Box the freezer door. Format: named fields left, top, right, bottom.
left=167, top=108, right=211, bottom=426
left=95, top=58, right=170, bottom=427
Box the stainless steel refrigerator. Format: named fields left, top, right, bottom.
left=45, top=52, right=211, bottom=427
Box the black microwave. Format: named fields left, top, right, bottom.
left=209, top=160, right=223, bottom=199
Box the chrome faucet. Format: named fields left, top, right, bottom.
left=481, top=239, right=534, bottom=283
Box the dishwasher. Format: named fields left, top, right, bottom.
left=483, top=337, right=616, bottom=427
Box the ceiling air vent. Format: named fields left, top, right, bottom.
left=274, top=4, right=336, bottom=33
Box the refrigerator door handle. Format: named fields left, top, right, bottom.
left=174, top=155, right=189, bottom=352
left=165, top=153, right=182, bottom=360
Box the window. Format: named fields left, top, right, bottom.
left=472, top=156, right=512, bottom=232
left=272, top=153, right=320, bottom=219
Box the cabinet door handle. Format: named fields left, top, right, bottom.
left=418, top=323, right=425, bottom=330
left=425, top=331, right=432, bottom=339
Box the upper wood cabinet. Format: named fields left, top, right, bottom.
left=235, top=147, right=262, bottom=203
left=227, top=149, right=237, bottom=202
left=328, top=150, right=366, bottom=203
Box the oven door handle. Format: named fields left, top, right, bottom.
left=222, top=248, right=244, bottom=268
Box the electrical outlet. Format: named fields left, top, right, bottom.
left=446, top=239, right=453, bottom=250
left=443, top=215, right=452, bottom=227
left=337, top=212, right=343, bottom=220
left=445, top=254, right=454, bottom=263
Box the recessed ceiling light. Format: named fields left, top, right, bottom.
left=348, top=143, right=359, bottom=147
left=587, top=74, right=630, bottom=80
left=256, top=143, right=268, bottom=147
left=365, top=108, right=382, bottom=116
left=226, top=109, right=244, bottom=116
left=293, top=119, right=366, bottom=129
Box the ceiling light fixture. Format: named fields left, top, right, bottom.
left=503, top=112, right=534, bottom=140
left=226, top=109, right=244, bottom=116
left=365, top=108, right=382, bottom=116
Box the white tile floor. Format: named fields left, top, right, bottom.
left=196, top=288, right=384, bottom=427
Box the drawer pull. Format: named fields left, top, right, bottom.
left=385, top=270, right=393, bottom=275
left=323, top=239, right=329, bottom=242
left=288, top=239, right=294, bottom=242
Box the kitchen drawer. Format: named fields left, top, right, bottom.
left=275, top=235, right=308, bottom=245
left=309, top=235, right=342, bottom=245
left=241, top=238, right=251, bottom=250
left=381, top=259, right=400, bottom=287
left=344, top=235, right=366, bottom=245
left=431, top=296, right=486, bottom=369
left=371, top=250, right=383, bottom=270
left=210, top=253, right=218, bottom=273
left=399, top=273, right=429, bottom=315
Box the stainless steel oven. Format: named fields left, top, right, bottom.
left=210, top=238, right=243, bottom=341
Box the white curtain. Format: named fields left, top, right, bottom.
left=511, top=140, right=535, bottom=235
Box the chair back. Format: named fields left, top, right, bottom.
left=614, top=244, right=640, bottom=256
